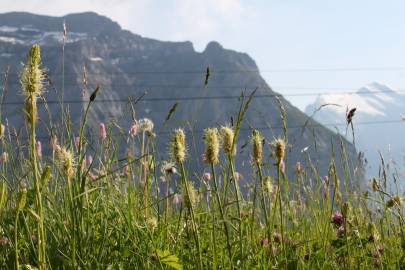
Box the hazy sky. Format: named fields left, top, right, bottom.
left=2, top=0, right=405, bottom=110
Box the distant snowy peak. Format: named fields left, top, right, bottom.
left=306, top=82, right=404, bottom=118
left=0, top=24, right=88, bottom=45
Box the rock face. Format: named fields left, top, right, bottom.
left=306, top=82, right=405, bottom=178
left=0, top=12, right=360, bottom=185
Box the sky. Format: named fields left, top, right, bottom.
left=2, top=0, right=405, bottom=110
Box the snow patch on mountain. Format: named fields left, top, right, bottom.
left=0, top=26, right=18, bottom=32
left=306, top=82, right=405, bottom=179
left=0, top=36, right=24, bottom=44
left=307, top=82, right=404, bottom=119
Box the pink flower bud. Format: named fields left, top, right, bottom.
left=280, top=159, right=285, bottom=173
left=201, top=153, right=208, bottom=164
left=129, top=121, right=139, bottom=137
left=173, top=193, right=181, bottom=205
left=332, top=211, right=344, bottom=226
left=0, top=236, right=8, bottom=246
left=1, top=152, right=8, bottom=163
left=337, top=226, right=345, bottom=237
left=123, top=164, right=130, bottom=175
left=86, top=155, right=93, bottom=167
left=35, top=141, right=42, bottom=158
left=99, top=123, right=107, bottom=140
left=202, top=172, right=211, bottom=182
left=75, top=136, right=81, bottom=148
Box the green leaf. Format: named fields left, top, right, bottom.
left=156, top=249, right=183, bottom=270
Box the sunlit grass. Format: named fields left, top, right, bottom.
left=0, top=44, right=403, bottom=269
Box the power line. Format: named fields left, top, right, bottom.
left=13, top=119, right=405, bottom=142
left=3, top=80, right=405, bottom=93
left=0, top=88, right=403, bottom=106
left=3, top=66, right=405, bottom=76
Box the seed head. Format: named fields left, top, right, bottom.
left=138, top=118, right=154, bottom=133
left=170, top=128, right=186, bottom=163
left=272, top=138, right=286, bottom=165
left=251, top=129, right=263, bottom=164
left=203, top=128, right=219, bottom=164
left=220, top=126, right=235, bottom=156
left=161, top=161, right=177, bottom=175
left=20, top=44, right=45, bottom=97
left=182, top=180, right=198, bottom=208
left=56, top=147, right=74, bottom=179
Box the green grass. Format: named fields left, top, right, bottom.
left=0, top=44, right=404, bottom=269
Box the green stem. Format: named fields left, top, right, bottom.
left=229, top=155, right=243, bottom=264
left=14, top=210, right=19, bottom=270
left=257, top=163, right=270, bottom=238
left=277, top=164, right=286, bottom=259
left=179, top=162, right=203, bottom=269
left=30, top=95, right=45, bottom=269
left=211, top=163, right=233, bottom=263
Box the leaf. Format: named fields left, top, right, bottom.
left=24, top=264, right=38, bottom=270
left=204, top=66, right=211, bottom=87
left=165, top=102, right=179, bottom=122
left=156, top=249, right=183, bottom=270
left=40, top=165, right=51, bottom=190
left=90, top=85, right=101, bottom=102
left=17, top=188, right=27, bottom=211
left=27, top=208, right=40, bottom=221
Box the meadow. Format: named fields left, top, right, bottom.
left=0, top=44, right=404, bottom=269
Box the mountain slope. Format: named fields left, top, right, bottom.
left=305, top=82, right=405, bottom=177
left=0, top=12, right=360, bottom=183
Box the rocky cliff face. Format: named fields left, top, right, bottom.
left=0, top=12, right=361, bottom=185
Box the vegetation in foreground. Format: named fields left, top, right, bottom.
left=0, top=44, right=404, bottom=269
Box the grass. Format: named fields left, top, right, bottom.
left=0, top=44, right=404, bottom=269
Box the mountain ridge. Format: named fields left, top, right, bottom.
left=0, top=11, right=361, bottom=183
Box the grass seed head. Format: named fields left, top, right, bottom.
left=203, top=128, right=219, bottom=164
left=56, top=147, right=74, bottom=179
left=20, top=44, right=45, bottom=97
left=182, top=180, right=198, bottom=208
left=272, top=138, right=286, bottom=165
left=170, top=128, right=186, bottom=163
left=220, top=126, right=235, bottom=156
left=251, top=129, right=263, bottom=164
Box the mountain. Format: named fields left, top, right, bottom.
left=0, top=12, right=360, bottom=185
left=305, top=82, right=405, bottom=178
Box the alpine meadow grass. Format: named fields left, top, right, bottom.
left=0, top=44, right=404, bottom=269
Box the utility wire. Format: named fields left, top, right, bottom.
left=0, top=87, right=403, bottom=106
left=11, top=119, right=405, bottom=142
left=3, top=66, right=405, bottom=76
